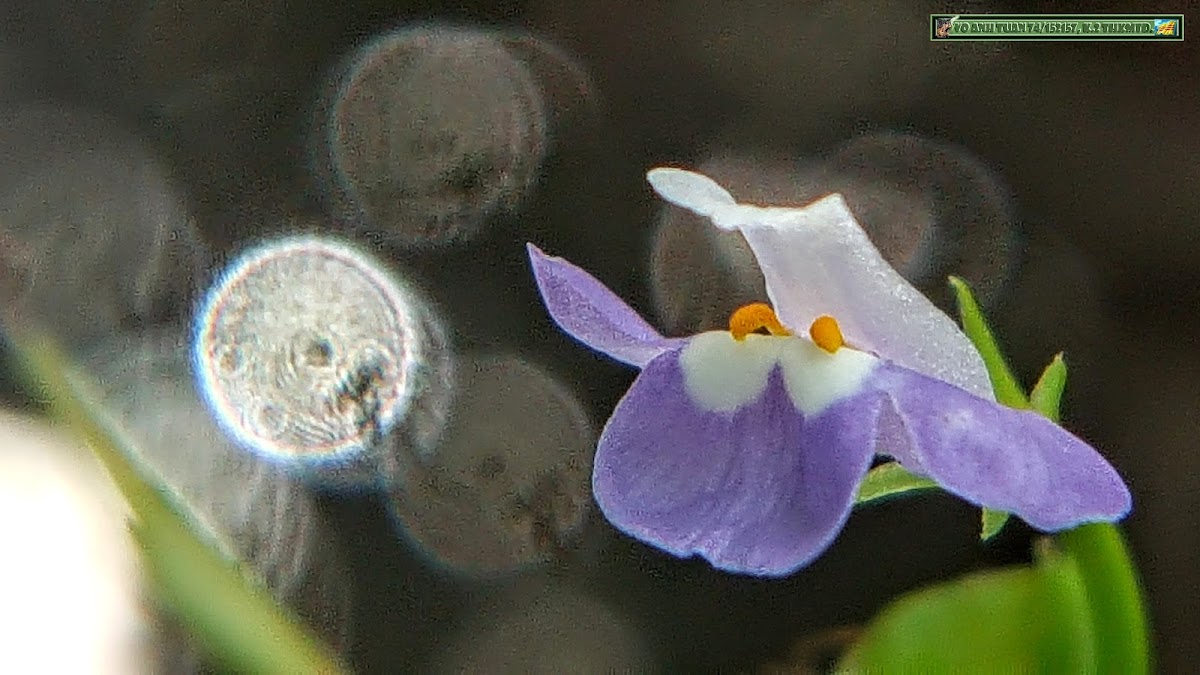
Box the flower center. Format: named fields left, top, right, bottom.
left=729, top=303, right=791, bottom=340
left=728, top=303, right=844, bottom=354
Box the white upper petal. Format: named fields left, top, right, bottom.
left=649, top=168, right=995, bottom=401
left=646, top=167, right=737, bottom=217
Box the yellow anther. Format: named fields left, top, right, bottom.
left=809, top=315, right=844, bottom=353
left=729, top=303, right=791, bottom=341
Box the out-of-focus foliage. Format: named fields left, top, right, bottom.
left=6, top=327, right=347, bottom=675
left=839, top=539, right=1096, bottom=673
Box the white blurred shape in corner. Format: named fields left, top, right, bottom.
left=0, top=410, right=153, bottom=674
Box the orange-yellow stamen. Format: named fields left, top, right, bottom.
left=809, top=315, right=844, bottom=353
left=729, top=303, right=791, bottom=341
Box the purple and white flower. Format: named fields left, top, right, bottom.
left=527, top=168, right=1130, bottom=577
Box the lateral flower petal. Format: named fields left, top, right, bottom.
left=593, top=345, right=879, bottom=576
left=646, top=167, right=994, bottom=400
left=870, top=363, right=1132, bottom=530
left=528, top=244, right=685, bottom=367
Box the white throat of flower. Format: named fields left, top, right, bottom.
left=679, top=306, right=879, bottom=415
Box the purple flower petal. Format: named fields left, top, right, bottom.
left=527, top=244, right=684, bottom=368
left=870, top=362, right=1131, bottom=530
left=593, top=346, right=880, bottom=576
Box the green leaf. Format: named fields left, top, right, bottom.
left=838, top=537, right=1095, bottom=673
left=6, top=327, right=347, bottom=675
left=839, top=526, right=1149, bottom=674
left=980, top=508, right=1010, bottom=541
left=855, top=462, right=938, bottom=505
left=1029, top=353, right=1068, bottom=424
left=839, top=566, right=1046, bottom=673
left=948, top=276, right=1029, bottom=409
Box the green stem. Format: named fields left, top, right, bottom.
left=1058, top=524, right=1151, bottom=674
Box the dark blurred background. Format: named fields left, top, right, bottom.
left=0, top=0, right=1196, bottom=672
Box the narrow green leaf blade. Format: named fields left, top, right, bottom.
left=980, top=508, right=1010, bottom=541
left=132, top=512, right=342, bottom=675
left=948, top=276, right=1029, bottom=409
left=6, top=327, right=347, bottom=675
left=855, top=462, right=938, bottom=505
left=1029, top=353, right=1068, bottom=424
